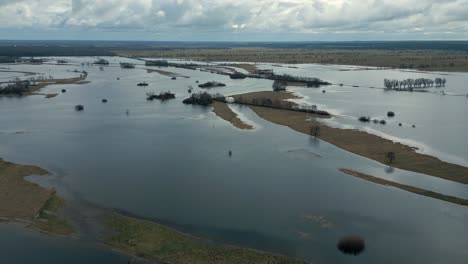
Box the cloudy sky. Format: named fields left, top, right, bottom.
left=0, top=0, right=467, bottom=41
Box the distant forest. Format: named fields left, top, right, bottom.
left=1, top=40, right=468, bottom=57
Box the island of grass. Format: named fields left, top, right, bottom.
left=0, top=159, right=74, bottom=235
left=230, top=91, right=468, bottom=184
left=339, top=169, right=468, bottom=206
left=106, top=213, right=306, bottom=264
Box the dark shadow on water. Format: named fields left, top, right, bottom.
left=385, top=166, right=395, bottom=174
left=308, top=136, right=320, bottom=148
left=114, top=209, right=297, bottom=256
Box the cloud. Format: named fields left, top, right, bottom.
left=0, top=0, right=467, bottom=40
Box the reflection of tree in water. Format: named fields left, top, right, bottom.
left=337, top=236, right=365, bottom=256
left=385, top=166, right=395, bottom=174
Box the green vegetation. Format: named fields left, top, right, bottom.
left=106, top=214, right=305, bottom=264
left=31, top=194, right=74, bottom=236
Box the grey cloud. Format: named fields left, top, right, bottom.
left=0, top=0, right=467, bottom=39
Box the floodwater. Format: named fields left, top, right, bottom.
left=0, top=57, right=467, bottom=264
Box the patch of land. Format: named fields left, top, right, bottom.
left=0, top=70, right=37, bottom=76
left=0, top=159, right=73, bottom=235
left=44, top=93, right=58, bottom=98
left=212, top=101, right=253, bottom=130
left=233, top=91, right=301, bottom=109
left=117, top=48, right=468, bottom=72
left=32, top=77, right=85, bottom=93
left=0, top=77, right=86, bottom=97
left=0, top=159, right=51, bottom=219
left=233, top=91, right=468, bottom=184
left=30, top=194, right=75, bottom=235
left=226, top=63, right=258, bottom=73
left=106, top=213, right=306, bottom=264
left=146, top=68, right=189, bottom=78
left=339, top=169, right=468, bottom=206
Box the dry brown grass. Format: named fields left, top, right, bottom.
left=226, top=63, right=258, bottom=73
left=212, top=101, right=253, bottom=130
left=0, top=159, right=74, bottom=235
left=0, top=159, right=51, bottom=219
left=115, top=48, right=468, bottom=72
left=233, top=91, right=468, bottom=184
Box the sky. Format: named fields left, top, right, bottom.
left=0, top=0, right=467, bottom=41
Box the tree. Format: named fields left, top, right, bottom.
left=310, top=126, right=320, bottom=137
left=386, top=152, right=396, bottom=164
left=272, top=80, right=287, bottom=91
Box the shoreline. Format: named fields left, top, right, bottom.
left=339, top=169, right=468, bottom=206
left=0, top=159, right=307, bottom=263
left=0, top=159, right=73, bottom=235
left=232, top=91, right=468, bottom=184
left=0, top=77, right=87, bottom=97
left=105, top=212, right=306, bottom=264
left=212, top=101, right=254, bottom=130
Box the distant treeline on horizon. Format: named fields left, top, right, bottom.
left=1, top=40, right=468, bottom=57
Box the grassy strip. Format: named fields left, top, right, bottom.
left=234, top=91, right=468, bottom=184
left=30, top=193, right=74, bottom=236
left=212, top=101, right=253, bottom=130
left=339, top=169, right=468, bottom=206
left=0, top=159, right=51, bottom=219
left=106, top=213, right=306, bottom=264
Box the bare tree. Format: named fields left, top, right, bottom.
left=386, top=152, right=396, bottom=164
left=310, top=126, right=320, bottom=137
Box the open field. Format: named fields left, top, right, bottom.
left=106, top=213, right=306, bottom=264
left=339, top=169, right=468, bottom=206
left=117, top=48, right=468, bottom=72
left=232, top=91, right=468, bottom=184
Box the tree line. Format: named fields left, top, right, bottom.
left=384, top=78, right=446, bottom=90
left=0, top=78, right=30, bottom=95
